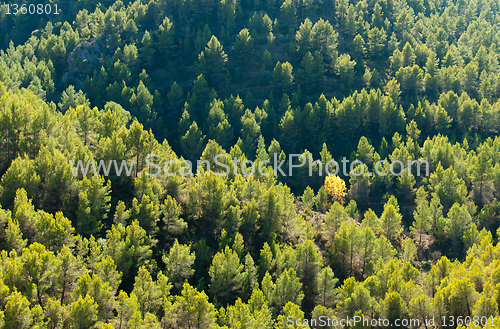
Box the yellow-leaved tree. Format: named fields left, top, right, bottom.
left=324, top=175, right=347, bottom=204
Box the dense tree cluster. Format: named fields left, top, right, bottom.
left=0, top=83, right=498, bottom=327
left=2, top=0, right=500, bottom=327
left=2, top=0, right=500, bottom=165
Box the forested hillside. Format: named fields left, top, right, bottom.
left=1, top=0, right=500, bottom=327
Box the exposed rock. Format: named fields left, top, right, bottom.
left=61, top=38, right=102, bottom=89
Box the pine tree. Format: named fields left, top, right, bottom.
left=156, top=17, right=175, bottom=60
left=272, top=61, right=294, bottom=95
left=311, top=19, right=338, bottom=59
left=297, top=51, right=325, bottom=94
left=72, top=272, right=115, bottom=320
left=161, top=196, right=187, bottom=240
left=446, top=203, right=472, bottom=247
left=301, top=186, right=317, bottom=212
left=113, top=291, right=138, bottom=328
left=130, top=81, right=156, bottom=129
left=4, top=291, right=35, bottom=328
left=94, top=255, right=122, bottom=296
left=168, top=283, right=218, bottom=329
left=167, top=82, right=184, bottom=116
left=104, top=221, right=153, bottom=283
left=5, top=217, right=27, bottom=254
left=467, top=149, right=494, bottom=206
left=351, top=34, right=366, bottom=72
left=196, top=36, right=228, bottom=89
left=380, top=291, right=408, bottom=324
left=76, top=176, right=111, bottom=238
left=425, top=54, right=440, bottom=101
left=390, top=49, right=404, bottom=73
left=248, top=12, right=273, bottom=37
left=258, top=243, right=276, bottom=279
left=275, top=302, right=304, bottom=328
left=322, top=201, right=347, bottom=240
left=334, top=0, right=348, bottom=24
left=410, top=187, right=432, bottom=245
left=234, top=28, right=254, bottom=62
left=368, top=27, right=387, bottom=58
left=401, top=239, right=417, bottom=264
left=68, top=295, right=98, bottom=329
left=162, top=239, right=195, bottom=293
left=395, top=65, right=425, bottom=104
left=242, top=253, right=259, bottom=300
left=132, top=266, right=169, bottom=318
left=272, top=268, right=304, bottom=311
left=379, top=196, right=403, bottom=243
left=334, top=220, right=360, bottom=276
left=359, top=226, right=377, bottom=276
left=209, top=246, right=244, bottom=306
left=280, top=0, right=297, bottom=32
left=180, top=121, right=206, bottom=161
left=256, top=135, right=269, bottom=161
left=44, top=298, right=66, bottom=329
left=402, top=42, right=416, bottom=67
left=207, top=99, right=234, bottom=149
left=240, top=109, right=261, bottom=156
left=296, top=239, right=323, bottom=311
left=372, top=3, right=384, bottom=28
left=474, top=294, right=498, bottom=318
left=429, top=164, right=467, bottom=211
left=123, top=43, right=139, bottom=73
left=187, top=74, right=212, bottom=119
left=335, top=53, right=356, bottom=91
left=345, top=4, right=357, bottom=38
left=58, top=85, right=90, bottom=113
left=130, top=195, right=160, bottom=238
left=123, top=19, right=138, bottom=41
left=315, top=266, right=338, bottom=308
left=140, top=31, right=155, bottom=68
left=340, top=278, right=376, bottom=317
left=278, top=108, right=299, bottom=154
left=35, top=211, right=75, bottom=252
left=74, top=105, right=98, bottom=147
left=296, top=19, right=313, bottom=56
left=441, top=277, right=478, bottom=317
left=409, top=295, right=434, bottom=327
left=261, top=51, right=273, bottom=72
left=20, top=242, right=61, bottom=307
left=275, top=244, right=298, bottom=278
left=355, top=137, right=375, bottom=166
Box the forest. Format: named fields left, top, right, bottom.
left=1, top=0, right=500, bottom=327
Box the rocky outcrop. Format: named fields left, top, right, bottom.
left=61, top=38, right=102, bottom=89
